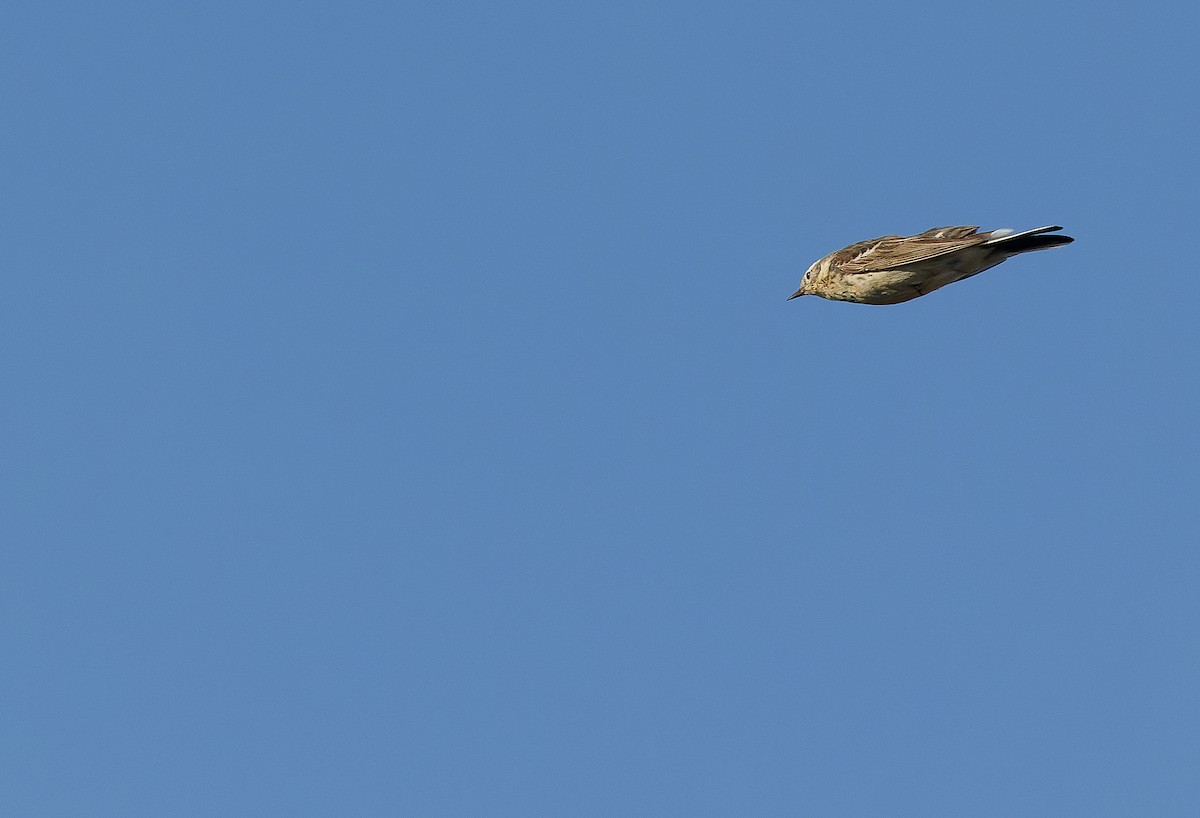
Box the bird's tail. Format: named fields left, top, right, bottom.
left=984, top=225, right=1074, bottom=254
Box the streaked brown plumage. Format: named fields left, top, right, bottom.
left=788, top=225, right=1074, bottom=305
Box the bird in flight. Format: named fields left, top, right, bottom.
left=788, top=225, right=1073, bottom=305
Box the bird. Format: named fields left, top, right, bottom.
left=788, top=225, right=1073, bottom=305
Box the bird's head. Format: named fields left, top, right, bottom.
left=787, top=263, right=818, bottom=300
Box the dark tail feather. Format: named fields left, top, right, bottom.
left=996, top=234, right=1074, bottom=253
left=985, top=225, right=1074, bottom=255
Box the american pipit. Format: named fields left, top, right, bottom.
left=789, top=225, right=1073, bottom=305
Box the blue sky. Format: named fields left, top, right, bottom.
left=4, top=1, right=1199, bottom=815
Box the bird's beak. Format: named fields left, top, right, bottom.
left=787, top=287, right=806, bottom=300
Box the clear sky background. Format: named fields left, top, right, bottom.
left=4, top=1, right=1198, bottom=815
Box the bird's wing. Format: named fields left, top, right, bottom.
left=835, top=226, right=988, bottom=274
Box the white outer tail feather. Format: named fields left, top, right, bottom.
left=983, top=225, right=1063, bottom=245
